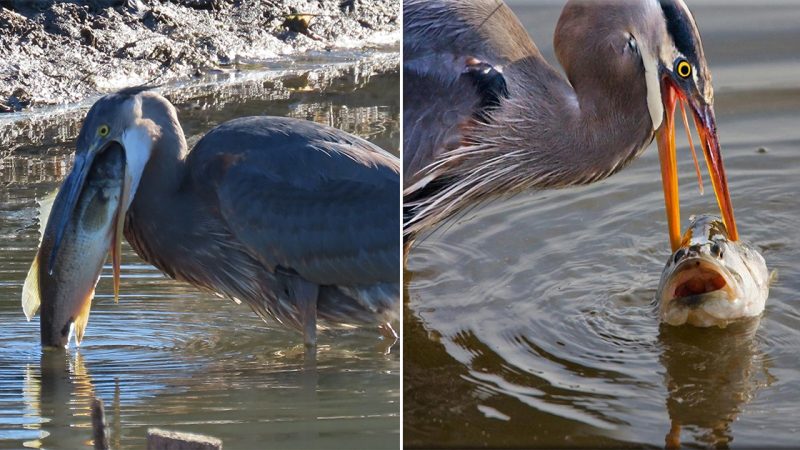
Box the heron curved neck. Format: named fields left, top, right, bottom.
left=126, top=109, right=190, bottom=256
left=139, top=112, right=189, bottom=197
left=124, top=120, right=191, bottom=276
left=469, top=55, right=653, bottom=188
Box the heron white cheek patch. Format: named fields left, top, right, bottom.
left=640, top=47, right=663, bottom=130
left=121, top=125, right=153, bottom=208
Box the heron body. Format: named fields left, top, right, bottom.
left=35, top=87, right=399, bottom=348
left=403, top=0, right=738, bottom=250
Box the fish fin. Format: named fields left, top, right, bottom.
left=37, top=189, right=59, bottom=243
left=73, top=288, right=95, bottom=346
left=21, top=254, right=41, bottom=321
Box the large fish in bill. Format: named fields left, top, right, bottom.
left=22, top=142, right=127, bottom=348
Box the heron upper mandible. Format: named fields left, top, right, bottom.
left=403, top=0, right=737, bottom=252
left=42, top=87, right=399, bottom=348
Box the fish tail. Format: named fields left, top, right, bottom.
left=73, top=288, right=95, bottom=345
left=22, top=253, right=41, bottom=321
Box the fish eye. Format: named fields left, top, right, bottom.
left=98, top=124, right=110, bottom=137
left=676, top=59, right=692, bottom=79
left=673, top=248, right=686, bottom=264
left=711, top=243, right=722, bottom=258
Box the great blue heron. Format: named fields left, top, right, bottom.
left=25, top=86, right=399, bottom=349
left=403, top=0, right=738, bottom=252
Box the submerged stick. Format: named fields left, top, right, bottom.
left=91, top=397, right=109, bottom=450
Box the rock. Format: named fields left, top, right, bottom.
left=80, top=26, right=97, bottom=47
left=7, top=87, right=31, bottom=110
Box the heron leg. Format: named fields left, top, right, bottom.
left=294, top=279, right=319, bottom=348
left=379, top=322, right=398, bottom=340
left=377, top=322, right=398, bottom=355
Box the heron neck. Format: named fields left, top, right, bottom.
left=126, top=120, right=189, bottom=252
left=474, top=56, right=654, bottom=188
left=125, top=125, right=191, bottom=278
left=142, top=122, right=189, bottom=196
left=405, top=56, right=657, bottom=236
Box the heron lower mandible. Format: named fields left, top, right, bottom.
left=403, top=0, right=737, bottom=252
left=28, top=87, right=400, bottom=349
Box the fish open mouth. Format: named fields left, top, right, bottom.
left=673, top=267, right=727, bottom=305
left=663, top=258, right=735, bottom=306
left=660, top=257, right=744, bottom=327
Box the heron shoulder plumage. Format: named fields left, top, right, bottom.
left=185, top=116, right=400, bottom=287
left=403, top=0, right=542, bottom=184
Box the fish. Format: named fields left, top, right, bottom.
left=657, top=214, right=771, bottom=328
left=22, top=142, right=126, bottom=348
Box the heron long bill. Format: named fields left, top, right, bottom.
left=657, top=81, right=738, bottom=251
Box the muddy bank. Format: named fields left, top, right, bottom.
left=0, top=0, right=398, bottom=112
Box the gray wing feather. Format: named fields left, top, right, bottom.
left=188, top=116, right=400, bottom=287
left=405, top=0, right=541, bottom=80
left=403, top=0, right=541, bottom=185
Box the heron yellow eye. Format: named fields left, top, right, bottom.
left=676, top=60, right=692, bottom=79
left=98, top=125, right=110, bottom=137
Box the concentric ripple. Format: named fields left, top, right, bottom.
left=407, top=80, right=800, bottom=450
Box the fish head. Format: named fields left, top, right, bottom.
left=49, top=89, right=160, bottom=274
left=25, top=88, right=173, bottom=348
left=657, top=215, right=769, bottom=328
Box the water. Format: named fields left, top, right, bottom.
left=405, top=2, right=800, bottom=448
left=0, top=53, right=400, bottom=449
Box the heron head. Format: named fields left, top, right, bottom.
left=48, top=87, right=167, bottom=297
left=557, top=0, right=737, bottom=251
left=645, top=0, right=737, bottom=251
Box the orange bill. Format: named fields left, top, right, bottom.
left=679, top=101, right=704, bottom=195
left=657, top=81, right=739, bottom=251
left=690, top=106, right=738, bottom=241
left=657, top=84, right=681, bottom=251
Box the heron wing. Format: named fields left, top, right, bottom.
left=404, top=0, right=541, bottom=184
left=188, top=117, right=400, bottom=287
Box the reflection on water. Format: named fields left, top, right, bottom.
left=404, top=2, right=800, bottom=448
left=659, top=320, right=773, bottom=448
left=0, top=53, right=399, bottom=449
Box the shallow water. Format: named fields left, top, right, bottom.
left=405, top=2, right=800, bottom=448
left=0, top=54, right=399, bottom=449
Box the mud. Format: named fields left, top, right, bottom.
left=0, top=0, right=398, bottom=112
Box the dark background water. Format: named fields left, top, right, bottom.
left=0, top=54, right=400, bottom=450
left=405, top=2, right=800, bottom=448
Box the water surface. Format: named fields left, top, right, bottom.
left=0, top=53, right=400, bottom=449
left=405, top=2, right=800, bottom=447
